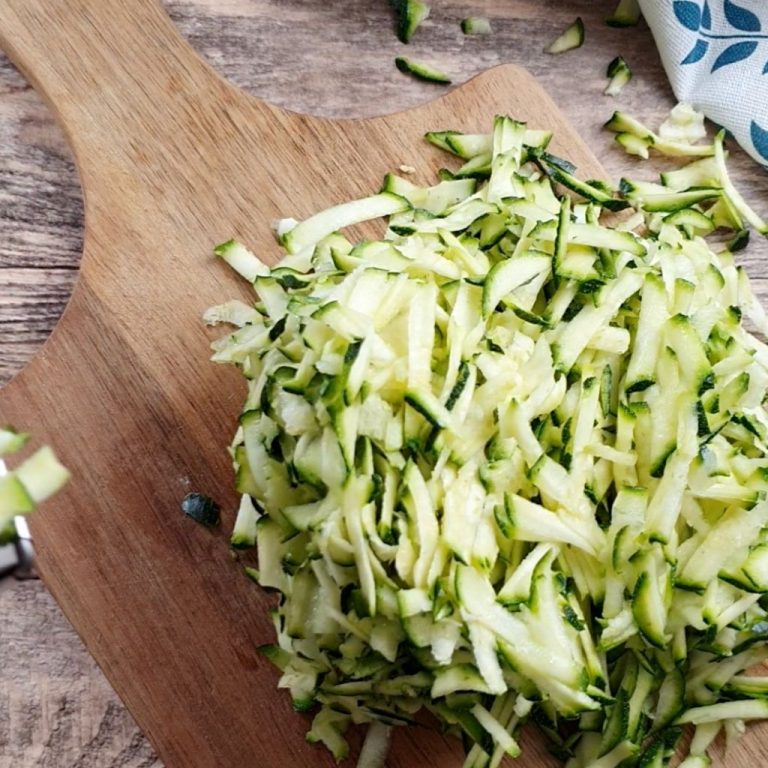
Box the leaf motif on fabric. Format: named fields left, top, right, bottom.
left=702, top=0, right=712, bottom=30
left=682, top=39, right=709, bottom=65
left=674, top=1, right=702, bottom=31
left=711, top=40, right=758, bottom=72
left=724, top=0, right=762, bottom=32
left=751, top=120, right=768, bottom=163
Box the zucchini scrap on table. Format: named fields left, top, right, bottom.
left=206, top=112, right=768, bottom=767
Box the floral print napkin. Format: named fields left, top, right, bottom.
left=639, top=0, right=768, bottom=167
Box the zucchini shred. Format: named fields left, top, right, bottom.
left=605, top=56, right=632, bottom=98
left=390, top=0, right=430, bottom=44
left=207, top=115, right=768, bottom=768
left=0, top=426, right=68, bottom=543
left=546, top=17, right=585, bottom=55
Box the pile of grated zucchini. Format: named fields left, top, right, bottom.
left=0, top=427, right=68, bottom=544
left=208, top=115, right=768, bottom=768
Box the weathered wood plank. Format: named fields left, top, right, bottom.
left=0, top=582, right=162, bottom=768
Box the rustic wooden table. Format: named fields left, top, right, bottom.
left=1, top=1, right=767, bottom=765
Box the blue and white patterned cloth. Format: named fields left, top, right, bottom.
left=639, top=0, right=768, bottom=167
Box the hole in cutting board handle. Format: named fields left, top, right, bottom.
left=0, top=54, right=83, bottom=387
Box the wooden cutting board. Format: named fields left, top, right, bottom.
left=1, top=1, right=766, bottom=766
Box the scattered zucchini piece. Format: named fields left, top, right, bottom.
left=0, top=427, right=29, bottom=455
left=461, top=17, right=492, bottom=36
left=659, top=103, right=707, bottom=145
left=729, top=229, right=751, bottom=252
left=0, top=429, right=68, bottom=542
left=546, top=17, right=585, bottom=54
left=606, top=0, right=642, bottom=27
left=606, top=108, right=715, bottom=158
left=395, top=56, right=451, bottom=84
left=611, top=105, right=768, bottom=240
left=605, top=56, right=632, bottom=97
left=391, top=0, right=430, bottom=44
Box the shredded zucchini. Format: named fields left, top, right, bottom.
left=546, top=17, right=585, bottom=54
left=606, top=0, right=642, bottom=27
left=395, top=56, right=451, bottom=85
left=606, top=105, right=715, bottom=158
left=210, top=114, right=768, bottom=767
left=605, top=56, right=632, bottom=97
left=461, top=17, right=492, bottom=36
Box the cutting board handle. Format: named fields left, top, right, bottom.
left=0, top=0, right=276, bottom=172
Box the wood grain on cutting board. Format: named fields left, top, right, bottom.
left=1, top=0, right=767, bottom=766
